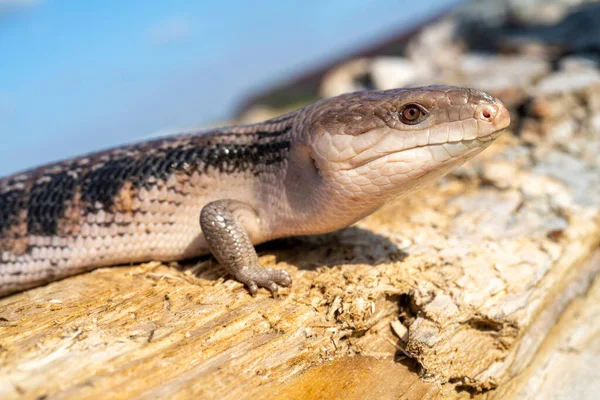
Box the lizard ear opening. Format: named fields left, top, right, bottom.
left=309, top=151, right=320, bottom=174
left=287, top=145, right=321, bottom=184
left=295, top=145, right=319, bottom=169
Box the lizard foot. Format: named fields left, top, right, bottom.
left=234, top=266, right=292, bottom=296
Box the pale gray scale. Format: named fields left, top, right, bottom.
left=200, top=199, right=291, bottom=295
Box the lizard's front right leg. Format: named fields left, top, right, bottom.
left=199, top=199, right=292, bottom=295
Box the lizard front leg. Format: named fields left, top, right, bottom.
left=200, top=199, right=292, bottom=295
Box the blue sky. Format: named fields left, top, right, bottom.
left=0, top=0, right=458, bottom=176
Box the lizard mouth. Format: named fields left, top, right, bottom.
left=343, top=132, right=502, bottom=171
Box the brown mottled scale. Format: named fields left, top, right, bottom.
left=0, top=86, right=511, bottom=297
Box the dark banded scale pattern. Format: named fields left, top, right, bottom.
left=0, top=114, right=295, bottom=246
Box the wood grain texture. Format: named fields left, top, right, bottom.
left=2, top=33, right=600, bottom=400
left=487, top=251, right=600, bottom=400
left=1, top=110, right=599, bottom=398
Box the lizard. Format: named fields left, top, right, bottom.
left=0, top=85, right=510, bottom=297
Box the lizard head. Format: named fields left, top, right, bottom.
left=287, top=85, right=510, bottom=229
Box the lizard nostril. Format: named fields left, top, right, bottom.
left=475, top=104, right=497, bottom=121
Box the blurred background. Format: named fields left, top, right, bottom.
left=1, top=0, right=599, bottom=177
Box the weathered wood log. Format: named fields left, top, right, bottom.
left=2, top=77, right=599, bottom=397
left=488, top=251, right=600, bottom=400
left=2, top=18, right=600, bottom=398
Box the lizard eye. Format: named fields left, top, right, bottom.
left=399, top=104, right=427, bottom=125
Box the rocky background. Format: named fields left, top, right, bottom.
left=241, top=0, right=600, bottom=125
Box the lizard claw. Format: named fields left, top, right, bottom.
left=247, top=281, right=258, bottom=296
left=235, top=267, right=292, bottom=297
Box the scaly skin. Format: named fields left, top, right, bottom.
left=0, top=85, right=510, bottom=296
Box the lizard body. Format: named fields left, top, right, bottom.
left=0, top=86, right=510, bottom=296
